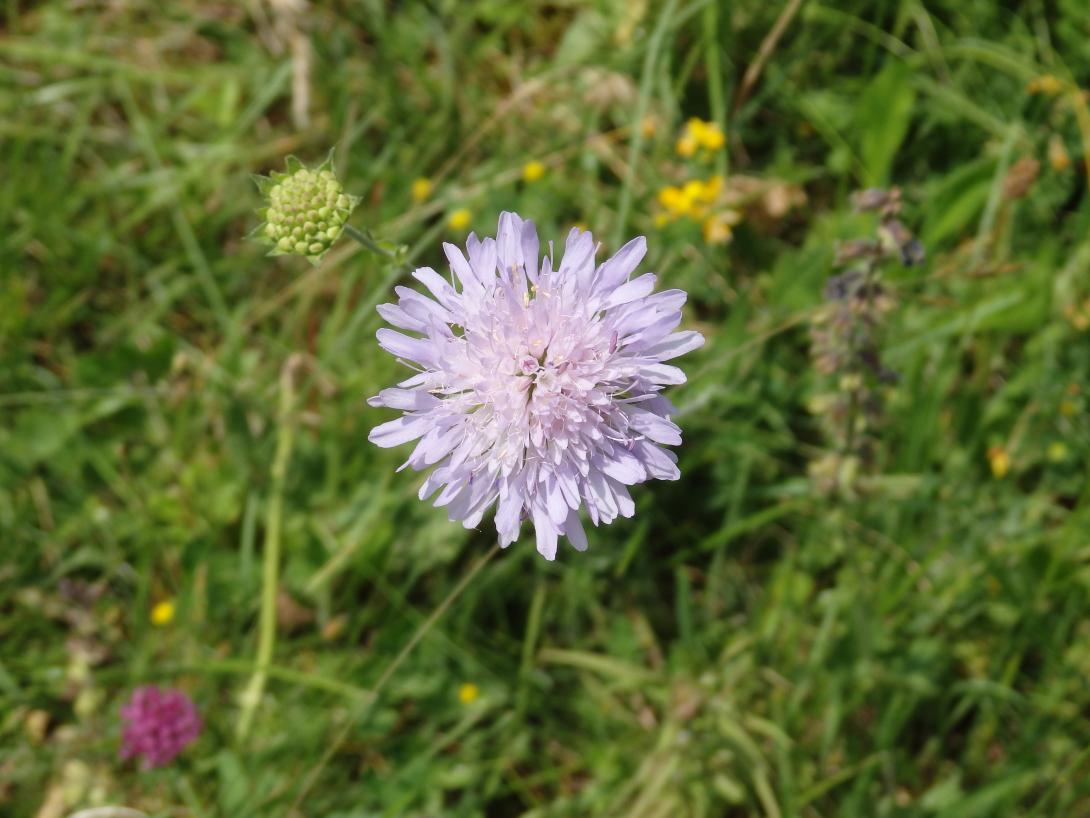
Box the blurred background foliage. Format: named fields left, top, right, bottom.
left=2, top=0, right=1090, bottom=816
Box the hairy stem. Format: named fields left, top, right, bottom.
left=237, top=356, right=300, bottom=741
left=343, top=223, right=399, bottom=260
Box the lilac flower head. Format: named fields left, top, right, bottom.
left=369, top=213, right=704, bottom=559
left=119, top=685, right=202, bottom=769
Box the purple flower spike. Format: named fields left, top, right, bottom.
left=119, top=685, right=202, bottom=769
left=369, top=212, right=704, bottom=560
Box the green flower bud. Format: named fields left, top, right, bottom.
left=250, top=151, right=360, bottom=264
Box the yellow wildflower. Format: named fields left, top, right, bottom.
left=522, top=160, right=546, bottom=183
left=697, top=121, right=725, bottom=151
left=457, top=682, right=480, bottom=704
left=410, top=177, right=433, bottom=203
left=987, top=446, right=1011, bottom=479
left=682, top=179, right=706, bottom=203
left=678, top=118, right=726, bottom=156
left=658, top=176, right=729, bottom=225
left=150, top=599, right=175, bottom=626
left=657, top=185, right=689, bottom=217
left=1048, top=442, right=1068, bottom=462
left=703, top=210, right=741, bottom=244
left=447, top=208, right=472, bottom=231
left=675, top=131, right=698, bottom=158
left=1060, top=399, right=1076, bottom=417
left=703, top=174, right=725, bottom=199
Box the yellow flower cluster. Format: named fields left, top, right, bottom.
left=655, top=175, right=740, bottom=244
left=657, top=176, right=723, bottom=221
left=676, top=117, right=726, bottom=157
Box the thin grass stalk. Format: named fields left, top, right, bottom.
left=236, top=355, right=301, bottom=741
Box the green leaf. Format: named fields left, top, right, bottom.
left=317, top=147, right=337, bottom=173
left=922, top=157, right=996, bottom=247
left=250, top=173, right=274, bottom=195
left=216, top=750, right=252, bottom=816
left=857, top=60, right=916, bottom=185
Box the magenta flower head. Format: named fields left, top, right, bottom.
left=119, top=685, right=202, bottom=769
left=368, top=212, right=704, bottom=560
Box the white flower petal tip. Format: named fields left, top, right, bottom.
left=368, top=212, right=702, bottom=559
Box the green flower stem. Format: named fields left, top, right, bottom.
left=613, top=0, right=679, bottom=248
left=237, top=357, right=300, bottom=741
left=342, top=223, right=400, bottom=260
left=703, top=0, right=728, bottom=179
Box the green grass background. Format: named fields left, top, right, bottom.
left=3, top=0, right=1090, bottom=815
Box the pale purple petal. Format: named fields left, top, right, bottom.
left=593, top=235, right=646, bottom=295
left=532, top=503, right=559, bottom=560
left=635, top=441, right=681, bottom=481
left=598, top=449, right=648, bottom=485
left=412, top=267, right=461, bottom=311
left=564, top=508, right=589, bottom=552
left=443, top=243, right=483, bottom=293
left=602, top=273, right=657, bottom=309
left=376, top=328, right=437, bottom=368
left=640, top=363, right=688, bottom=385
left=376, top=302, right=427, bottom=333
left=496, top=489, right=522, bottom=547
left=628, top=410, right=682, bottom=446
left=468, top=235, right=498, bottom=285
left=368, top=388, right=438, bottom=411
left=369, top=416, right=430, bottom=448
left=644, top=330, right=705, bottom=361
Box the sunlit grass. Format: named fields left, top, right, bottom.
left=2, top=0, right=1090, bottom=816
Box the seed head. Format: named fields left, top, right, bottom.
left=252, top=153, right=359, bottom=264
